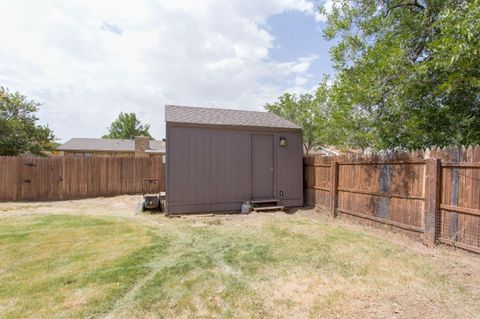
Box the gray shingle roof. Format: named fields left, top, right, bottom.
left=165, top=105, right=301, bottom=130
left=57, top=138, right=165, bottom=152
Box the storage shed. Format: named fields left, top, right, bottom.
left=165, top=105, right=303, bottom=214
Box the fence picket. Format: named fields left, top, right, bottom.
left=305, top=147, right=480, bottom=254
left=0, top=156, right=164, bottom=201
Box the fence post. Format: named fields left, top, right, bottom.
left=16, top=157, right=23, bottom=201
left=330, top=160, right=339, bottom=218
left=424, top=158, right=441, bottom=247
left=61, top=156, right=66, bottom=199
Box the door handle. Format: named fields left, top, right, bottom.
left=270, top=168, right=274, bottom=171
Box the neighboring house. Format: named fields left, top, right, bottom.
left=57, top=137, right=165, bottom=157
left=307, top=146, right=369, bottom=157
left=165, top=105, right=303, bottom=214
left=307, top=146, right=339, bottom=156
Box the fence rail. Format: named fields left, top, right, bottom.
left=0, top=156, right=165, bottom=201
left=305, top=146, right=480, bottom=254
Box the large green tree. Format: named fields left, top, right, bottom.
left=103, top=112, right=152, bottom=139
left=0, top=87, right=57, bottom=156
left=321, top=0, right=480, bottom=150
left=265, top=87, right=331, bottom=155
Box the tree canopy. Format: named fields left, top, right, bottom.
left=0, top=87, right=57, bottom=156
left=323, top=0, right=480, bottom=150
left=265, top=81, right=334, bottom=155
left=103, top=112, right=153, bottom=139
left=266, top=0, right=480, bottom=151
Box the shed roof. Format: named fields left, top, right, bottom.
left=57, top=138, right=165, bottom=152
left=165, top=105, right=301, bottom=130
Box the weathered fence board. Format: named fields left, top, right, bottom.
left=0, top=156, right=165, bottom=201
left=438, top=146, right=480, bottom=252
left=305, top=147, right=480, bottom=254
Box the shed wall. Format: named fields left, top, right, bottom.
left=275, top=131, right=304, bottom=207
left=166, top=125, right=302, bottom=213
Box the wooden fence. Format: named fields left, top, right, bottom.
left=2, top=148, right=479, bottom=253
left=0, top=156, right=165, bottom=201
left=305, top=146, right=480, bottom=254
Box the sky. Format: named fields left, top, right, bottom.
left=0, top=0, right=334, bottom=142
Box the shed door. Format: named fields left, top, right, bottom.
left=251, top=134, right=274, bottom=198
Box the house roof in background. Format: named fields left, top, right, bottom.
left=165, top=105, right=301, bottom=130
left=57, top=138, right=165, bottom=152
left=308, top=146, right=339, bottom=156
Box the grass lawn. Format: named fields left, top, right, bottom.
left=1, top=198, right=479, bottom=318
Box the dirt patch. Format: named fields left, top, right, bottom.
left=0, top=195, right=143, bottom=218
left=254, top=262, right=479, bottom=319
left=63, top=287, right=96, bottom=308
left=254, top=269, right=326, bottom=319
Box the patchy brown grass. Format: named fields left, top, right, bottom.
left=1, top=196, right=479, bottom=319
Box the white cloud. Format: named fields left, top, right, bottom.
left=0, top=0, right=319, bottom=141
left=294, top=76, right=309, bottom=86
left=315, top=0, right=334, bottom=22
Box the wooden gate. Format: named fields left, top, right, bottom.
left=18, top=157, right=63, bottom=201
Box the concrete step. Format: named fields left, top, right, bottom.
left=253, top=205, right=284, bottom=212
left=250, top=198, right=278, bottom=205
